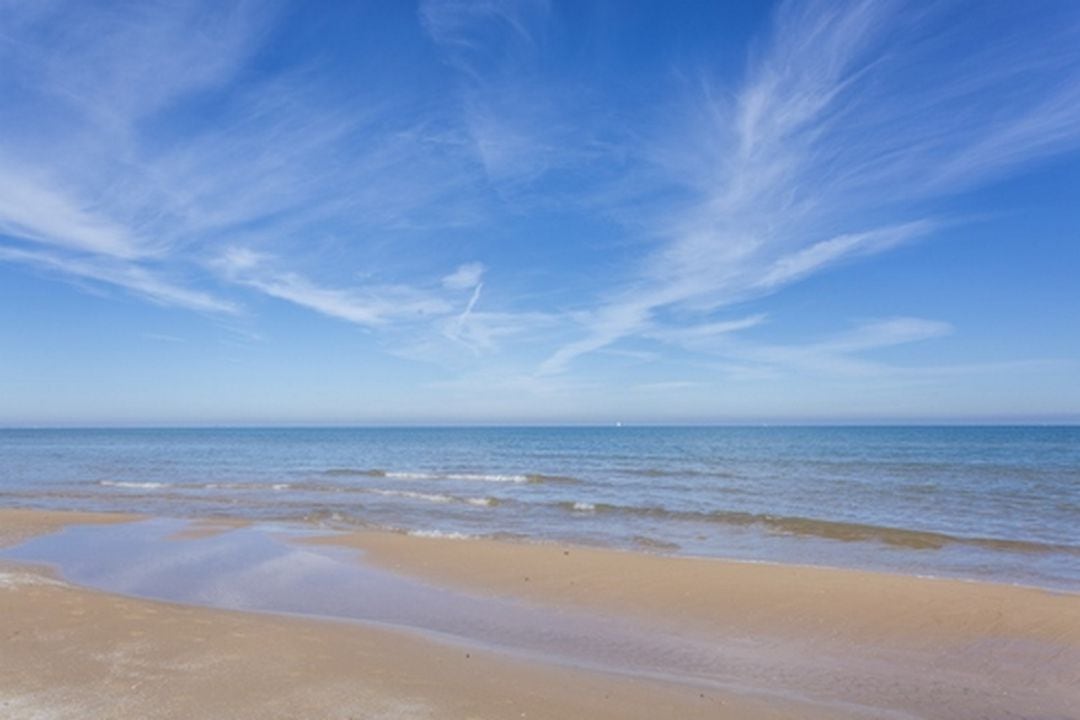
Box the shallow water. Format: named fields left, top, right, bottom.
left=1, top=426, right=1078, bottom=588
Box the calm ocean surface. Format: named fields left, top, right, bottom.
left=1, top=426, right=1078, bottom=589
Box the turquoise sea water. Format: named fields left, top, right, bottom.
left=1, top=426, right=1077, bottom=589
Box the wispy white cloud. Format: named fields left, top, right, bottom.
left=443, top=282, right=484, bottom=348
left=692, top=317, right=955, bottom=380
left=442, top=262, right=485, bottom=290
left=632, top=380, right=702, bottom=393
left=420, top=0, right=549, bottom=75
left=212, top=247, right=551, bottom=360
left=0, top=0, right=273, bottom=311
left=439, top=307, right=561, bottom=357
left=216, top=249, right=454, bottom=327
left=645, top=314, right=769, bottom=349
left=821, top=317, right=954, bottom=354
left=0, top=245, right=239, bottom=315
left=0, top=0, right=487, bottom=319
left=752, top=221, right=935, bottom=291
left=538, top=0, right=1080, bottom=373
left=0, top=169, right=146, bottom=259
left=0, top=1, right=274, bottom=134
left=143, top=333, right=186, bottom=344
left=2, top=0, right=1078, bottom=411
left=419, top=0, right=597, bottom=189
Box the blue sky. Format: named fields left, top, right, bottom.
left=1, top=0, right=1079, bottom=425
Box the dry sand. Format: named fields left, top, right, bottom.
left=2, top=508, right=1078, bottom=719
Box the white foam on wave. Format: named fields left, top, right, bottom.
left=572, top=502, right=596, bottom=512
left=466, top=497, right=496, bottom=507
left=385, top=471, right=438, bottom=481
left=385, top=470, right=527, bottom=483
left=202, top=481, right=291, bottom=491
left=99, top=481, right=165, bottom=489
left=370, top=489, right=453, bottom=504
left=446, top=473, right=528, bottom=483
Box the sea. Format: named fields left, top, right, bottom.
left=1, top=426, right=1077, bottom=590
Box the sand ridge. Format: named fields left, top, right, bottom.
left=302, top=528, right=1080, bottom=718
left=307, top=528, right=1080, bottom=645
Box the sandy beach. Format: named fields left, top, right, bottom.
left=5, top=0, right=1080, bottom=715
left=2, top=508, right=1078, bottom=719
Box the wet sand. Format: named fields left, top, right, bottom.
left=2, top=509, right=1079, bottom=719
left=322, top=528, right=1080, bottom=646
left=308, top=529, right=1080, bottom=719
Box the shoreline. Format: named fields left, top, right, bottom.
left=5, top=425, right=1076, bottom=591
left=7, top=500, right=1078, bottom=593
left=3, top=508, right=1079, bottom=719
left=8, top=501, right=1071, bottom=595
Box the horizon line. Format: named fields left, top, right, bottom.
left=3, top=420, right=1078, bottom=430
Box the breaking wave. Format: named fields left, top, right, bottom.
left=98, top=481, right=166, bottom=489
left=321, top=469, right=580, bottom=484
left=369, top=489, right=453, bottom=504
